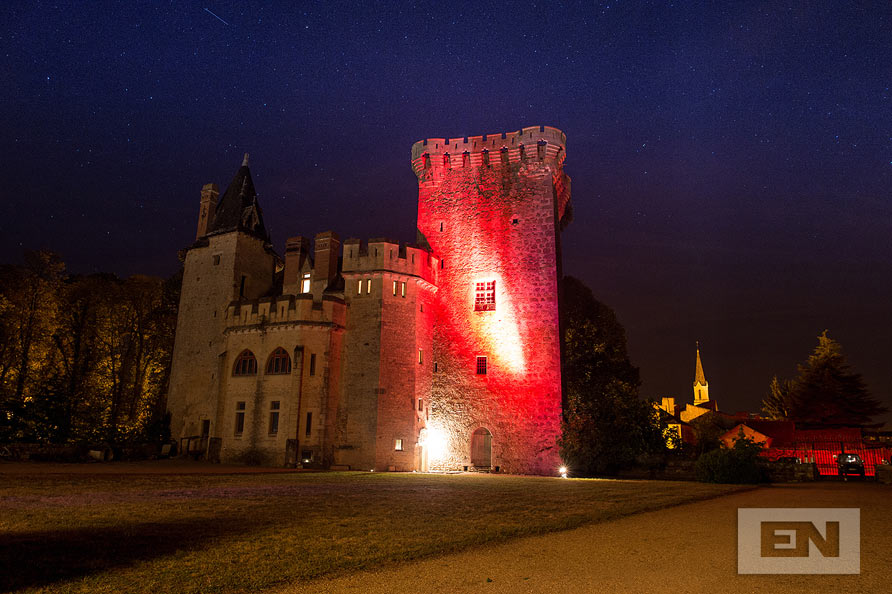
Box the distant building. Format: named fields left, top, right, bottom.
left=166, top=126, right=572, bottom=474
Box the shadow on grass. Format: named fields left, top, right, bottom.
left=0, top=517, right=265, bottom=592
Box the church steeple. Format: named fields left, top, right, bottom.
left=693, top=342, right=710, bottom=406
left=207, top=153, right=269, bottom=242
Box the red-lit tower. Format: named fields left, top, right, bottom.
left=412, top=126, right=571, bottom=475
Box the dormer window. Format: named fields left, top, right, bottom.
left=301, top=272, right=311, bottom=293
left=474, top=281, right=496, bottom=311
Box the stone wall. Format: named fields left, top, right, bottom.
left=414, top=126, right=570, bottom=475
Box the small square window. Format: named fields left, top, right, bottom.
left=395, top=439, right=403, bottom=451
left=512, top=218, right=519, bottom=225
left=476, top=356, right=487, bottom=375
left=475, top=281, right=496, bottom=311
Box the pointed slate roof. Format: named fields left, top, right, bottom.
left=694, top=343, right=707, bottom=386
left=207, top=153, right=269, bottom=241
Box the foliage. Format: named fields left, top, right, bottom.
left=761, top=330, right=887, bottom=426
left=0, top=251, right=179, bottom=445
left=558, top=276, right=666, bottom=475
left=695, top=431, right=766, bottom=484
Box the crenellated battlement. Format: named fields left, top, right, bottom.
left=223, top=293, right=346, bottom=332
left=410, top=125, right=566, bottom=180
left=342, top=238, right=439, bottom=288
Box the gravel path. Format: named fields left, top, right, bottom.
left=275, top=482, right=890, bottom=594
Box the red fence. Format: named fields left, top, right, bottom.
left=766, top=444, right=891, bottom=477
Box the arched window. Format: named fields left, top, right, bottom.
left=266, top=347, right=292, bottom=375
left=233, top=350, right=257, bottom=376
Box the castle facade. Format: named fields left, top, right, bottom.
left=166, top=125, right=571, bottom=474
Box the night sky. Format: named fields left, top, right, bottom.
left=4, top=1, right=891, bottom=423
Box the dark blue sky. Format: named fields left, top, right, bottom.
left=3, top=1, right=891, bottom=421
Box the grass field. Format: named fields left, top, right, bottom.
left=0, top=462, right=745, bottom=593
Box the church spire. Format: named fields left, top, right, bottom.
left=693, top=342, right=710, bottom=406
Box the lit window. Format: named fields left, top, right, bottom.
left=474, top=281, right=496, bottom=311
left=357, top=280, right=362, bottom=295
left=233, top=350, right=257, bottom=376
left=395, top=439, right=403, bottom=451
left=401, top=281, right=406, bottom=298
left=366, top=279, right=372, bottom=294
left=265, top=347, right=291, bottom=375
left=418, top=349, right=423, bottom=364
left=235, top=401, right=246, bottom=435
left=301, top=272, right=311, bottom=293
left=269, top=401, right=280, bottom=435
left=476, top=356, right=487, bottom=375
left=393, top=280, right=398, bottom=296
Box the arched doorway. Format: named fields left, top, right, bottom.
left=470, top=428, right=492, bottom=468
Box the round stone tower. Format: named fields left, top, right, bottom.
left=412, top=126, right=571, bottom=475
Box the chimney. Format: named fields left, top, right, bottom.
left=196, top=183, right=219, bottom=239
left=283, top=236, right=310, bottom=292
left=313, top=231, right=340, bottom=293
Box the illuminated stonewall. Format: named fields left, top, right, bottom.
left=166, top=126, right=571, bottom=475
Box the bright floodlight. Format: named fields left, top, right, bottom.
left=559, top=466, right=568, bottom=478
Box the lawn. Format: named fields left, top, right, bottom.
left=0, top=462, right=745, bottom=593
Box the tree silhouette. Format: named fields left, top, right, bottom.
left=762, top=330, right=887, bottom=427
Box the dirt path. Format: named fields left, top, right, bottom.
left=275, top=482, right=890, bottom=594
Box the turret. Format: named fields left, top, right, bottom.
left=196, top=183, right=219, bottom=239
left=313, top=231, right=341, bottom=296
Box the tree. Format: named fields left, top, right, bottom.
left=762, top=330, right=887, bottom=427
left=558, top=276, right=665, bottom=475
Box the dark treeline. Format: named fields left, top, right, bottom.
left=0, top=251, right=181, bottom=445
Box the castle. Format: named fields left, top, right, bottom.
left=166, top=125, right=571, bottom=474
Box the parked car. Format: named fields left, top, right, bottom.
left=837, top=453, right=865, bottom=479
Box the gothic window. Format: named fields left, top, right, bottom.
left=265, top=347, right=291, bottom=375
left=476, top=356, right=488, bottom=375
left=233, top=350, right=257, bottom=376
left=474, top=281, right=496, bottom=311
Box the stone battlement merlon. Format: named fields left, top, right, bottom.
left=342, top=238, right=439, bottom=286
left=410, top=125, right=566, bottom=180
left=224, top=293, right=345, bottom=330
